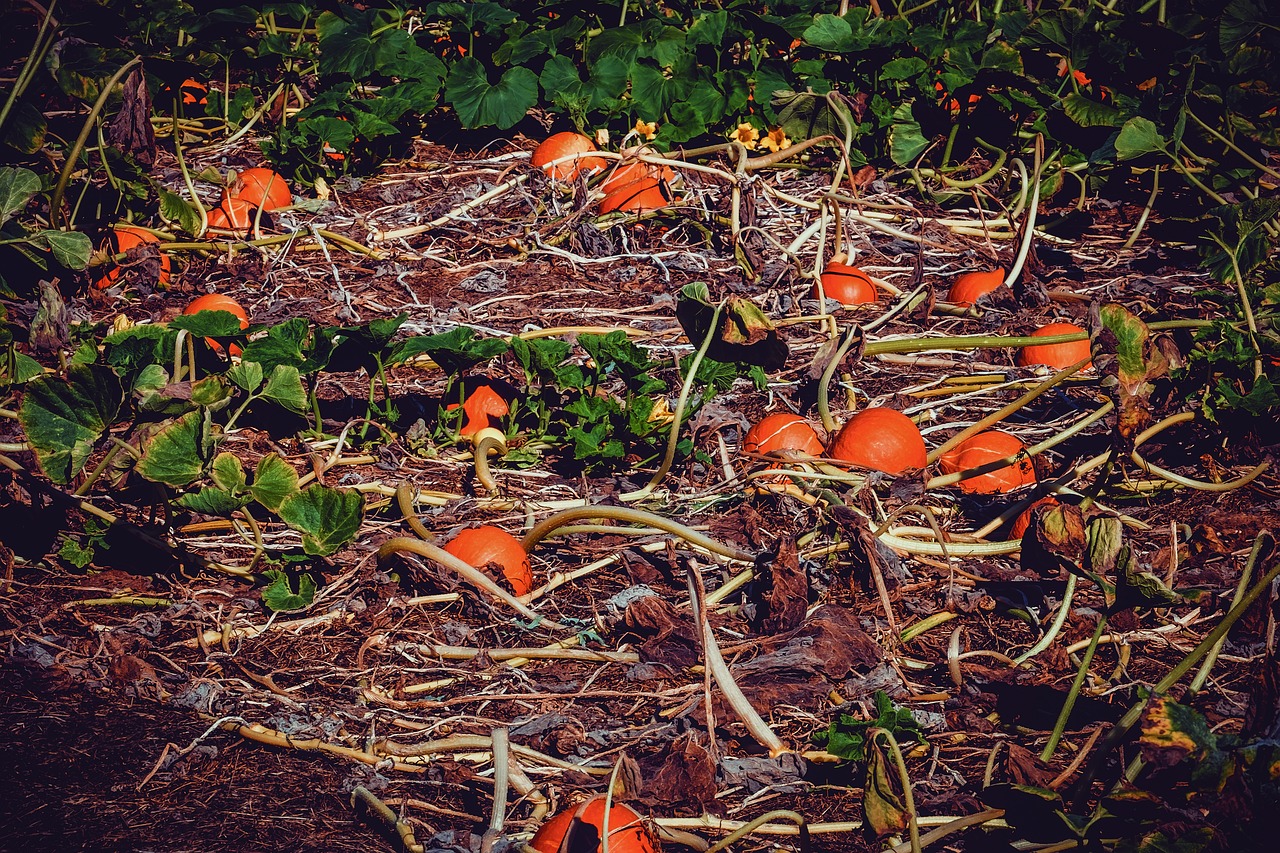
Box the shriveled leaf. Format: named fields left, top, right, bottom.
left=277, top=484, right=364, bottom=556
left=261, top=568, right=317, bottom=612
left=1092, top=303, right=1179, bottom=441
left=135, top=410, right=207, bottom=487
left=675, top=282, right=788, bottom=371
left=862, top=734, right=909, bottom=838
left=249, top=453, right=299, bottom=512
left=18, top=364, right=123, bottom=484
left=1020, top=502, right=1087, bottom=579
left=1085, top=515, right=1125, bottom=576
left=1, top=100, right=47, bottom=154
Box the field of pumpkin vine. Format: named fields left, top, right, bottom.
left=2, top=0, right=1279, bottom=850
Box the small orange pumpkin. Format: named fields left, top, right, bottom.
left=599, top=160, right=675, bottom=195
left=183, top=293, right=249, bottom=356
left=532, top=132, right=606, bottom=181
left=947, top=268, right=1005, bottom=307
left=599, top=177, right=670, bottom=214
left=529, top=795, right=656, bottom=853
left=443, top=526, right=533, bottom=596
left=225, top=167, right=292, bottom=211
left=937, top=429, right=1037, bottom=494
left=95, top=226, right=171, bottom=290
left=445, top=382, right=510, bottom=437
left=206, top=197, right=256, bottom=234
left=744, top=413, right=825, bottom=458
left=815, top=262, right=877, bottom=306
left=180, top=78, right=208, bottom=106
left=1017, top=322, right=1091, bottom=370
left=1010, top=496, right=1060, bottom=540
left=828, top=408, right=927, bottom=475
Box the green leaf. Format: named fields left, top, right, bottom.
left=446, top=57, right=538, bottom=129
left=190, top=376, right=232, bottom=409
left=34, top=230, right=92, bottom=270
left=277, top=484, right=365, bottom=556
left=2, top=351, right=44, bottom=385
left=159, top=189, right=202, bottom=236
left=0, top=167, right=40, bottom=226
left=249, top=453, right=299, bottom=512
left=2, top=99, right=47, bottom=154
left=176, top=486, right=249, bottom=515
left=1115, top=117, right=1167, bottom=160
left=1062, top=92, right=1122, bottom=127
left=170, top=310, right=248, bottom=338
left=674, top=282, right=788, bottom=371
left=1094, top=303, right=1178, bottom=440
left=239, top=318, right=333, bottom=375
left=59, top=536, right=97, bottom=568
left=18, top=364, right=123, bottom=484
left=211, top=452, right=247, bottom=492
left=261, top=568, right=317, bottom=612
left=135, top=411, right=207, bottom=487
left=387, top=326, right=508, bottom=375
left=880, top=57, right=927, bottom=82
left=261, top=365, right=307, bottom=414
left=803, top=14, right=854, bottom=52
left=888, top=102, right=929, bottom=166
left=1221, top=0, right=1266, bottom=53
left=227, top=361, right=264, bottom=392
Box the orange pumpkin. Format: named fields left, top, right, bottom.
left=600, top=160, right=675, bottom=194
left=443, top=526, right=533, bottom=596
left=532, top=132, right=605, bottom=181
left=1017, top=322, right=1091, bottom=370
left=180, top=78, right=208, bottom=106
left=183, top=293, right=249, bottom=356
left=1010, top=496, right=1060, bottom=540
left=445, top=382, right=510, bottom=437
left=828, top=408, right=927, bottom=475
left=95, top=226, right=171, bottom=290
left=206, top=197, right=255, bottom=234
left=529, top=795, right=656, bottom=853
left=744, top=413, right=825, bottom=458
left=225, top=167, right=292, bottom=211
left=599, top=177, right=670, bottom=214
left=947, top=268, right=1005, bottom=307
left=937, top=429, right=1037, bottom=494
left=815, top=262, right=877, bottom=305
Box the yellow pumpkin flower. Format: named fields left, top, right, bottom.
left=729, top=122, right=759, bottom=148
left=633, top=118, right=658, bottom=140
left=760, top=127, right=791, bottom=153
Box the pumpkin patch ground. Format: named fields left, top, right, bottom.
left=2, top=8, right=1280, bottom=853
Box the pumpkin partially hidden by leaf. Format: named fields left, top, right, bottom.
left=529, top=795, right=656, bottom=853
left=828, top=408, right=926, bottom=475
left=445, top=381, right=510, bottom=437
left=183, top=293, right=249, bottom=356
left=443, top=525, right=533, bottom=597
left=1017, top=322, right=1091, bottom=370
left=947, top=268, right=1005, bottom=306
left=95, top=226, right=171, bottom=290
left=744, top=413, right=824, bottom=458
left=532, top=132, right=605, bottom=181
left=1010, top=496, right=1060, bottom=540
left=816, top=261, right=877, bottom=305
left=937, top=429, right=1036, bottom=494
left=207, top=197, right=255, bottom=234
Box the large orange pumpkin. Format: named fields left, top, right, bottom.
left=443, top=526, right=533, bottom=596
left=1017, top=322, right=1091, bottom=370
left=225, top=167, right=292, bottom=211
left=183, top=293, right=249, bottom=356
left=599, top=160, right=676, bottom=194
left=95, top=226, right=171, bottom=290
left=529, top=795, right=656, bottom=853
left=828, top=408, right=927, bottom=475
left=815, top=262, right=877, bottom=306
left=532, top=132, right=605, bottom=181
left=206, top=197, right=255, bottom=235
left=599, top=177, right=670, bottom=214
left=947, top=268, right=1005, bottom=307
left=937, top=429, right=1037, bottom=494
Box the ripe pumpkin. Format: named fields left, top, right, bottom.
left=815, top=262, right=876, bottom=306
left=947, top=268, right=1005, bottom=307
left=206, top=197, right=255, bottom=234
left=529, top=795, right=656, bottom=853
left=600, top=160, right=676, bottom=195
left=226, top=167, right=292, bottom=211
left=937, top=429, right=1036, bottom=494
left=184, top=293, right=249, bottom=356
left=599, top=177, right=670, bottom=214
left=445, top=382, right=510, bottom=437
left=828, top=408, right=927, bottom=475
left=1017, top=322, right=1091, bottom=370
left=1010, top=496, right=1060, bottom=540
left=532, top=132, right=605, bottom=181
left=744, top=412, right=824, bottom=458
left=443, top=526, right=533, bottom=597
left=95, top=226, right=171, bottom=290
left=179, top=78, right=208, bottom=106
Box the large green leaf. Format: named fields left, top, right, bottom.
left=445, top=57, right=538, bottom=129
left=210, top=452, right=247, bottom=493
left=38, top=230, right=92, bottom=270
left=1115, top=117, right=1167, bottom=160
left=803, top=14, right=854, bottom=52
left=277, top=484, right=365, bottom=557
left=176, top=486, right=250, bottom=515
left=388, top=326, right=508, bottom=375
left=135, top=410, right=207, bottom=487
left=1062, top=92, right=1122, bottom=128
left=159, top=189, right=201, bottom=236
left=249, top=453, right=299, bottom=512
left=261, top=365, right=307, bottom=414
left=888, top=102, right=929, bottom=166
left=18, top=364, right=123, bottom=484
